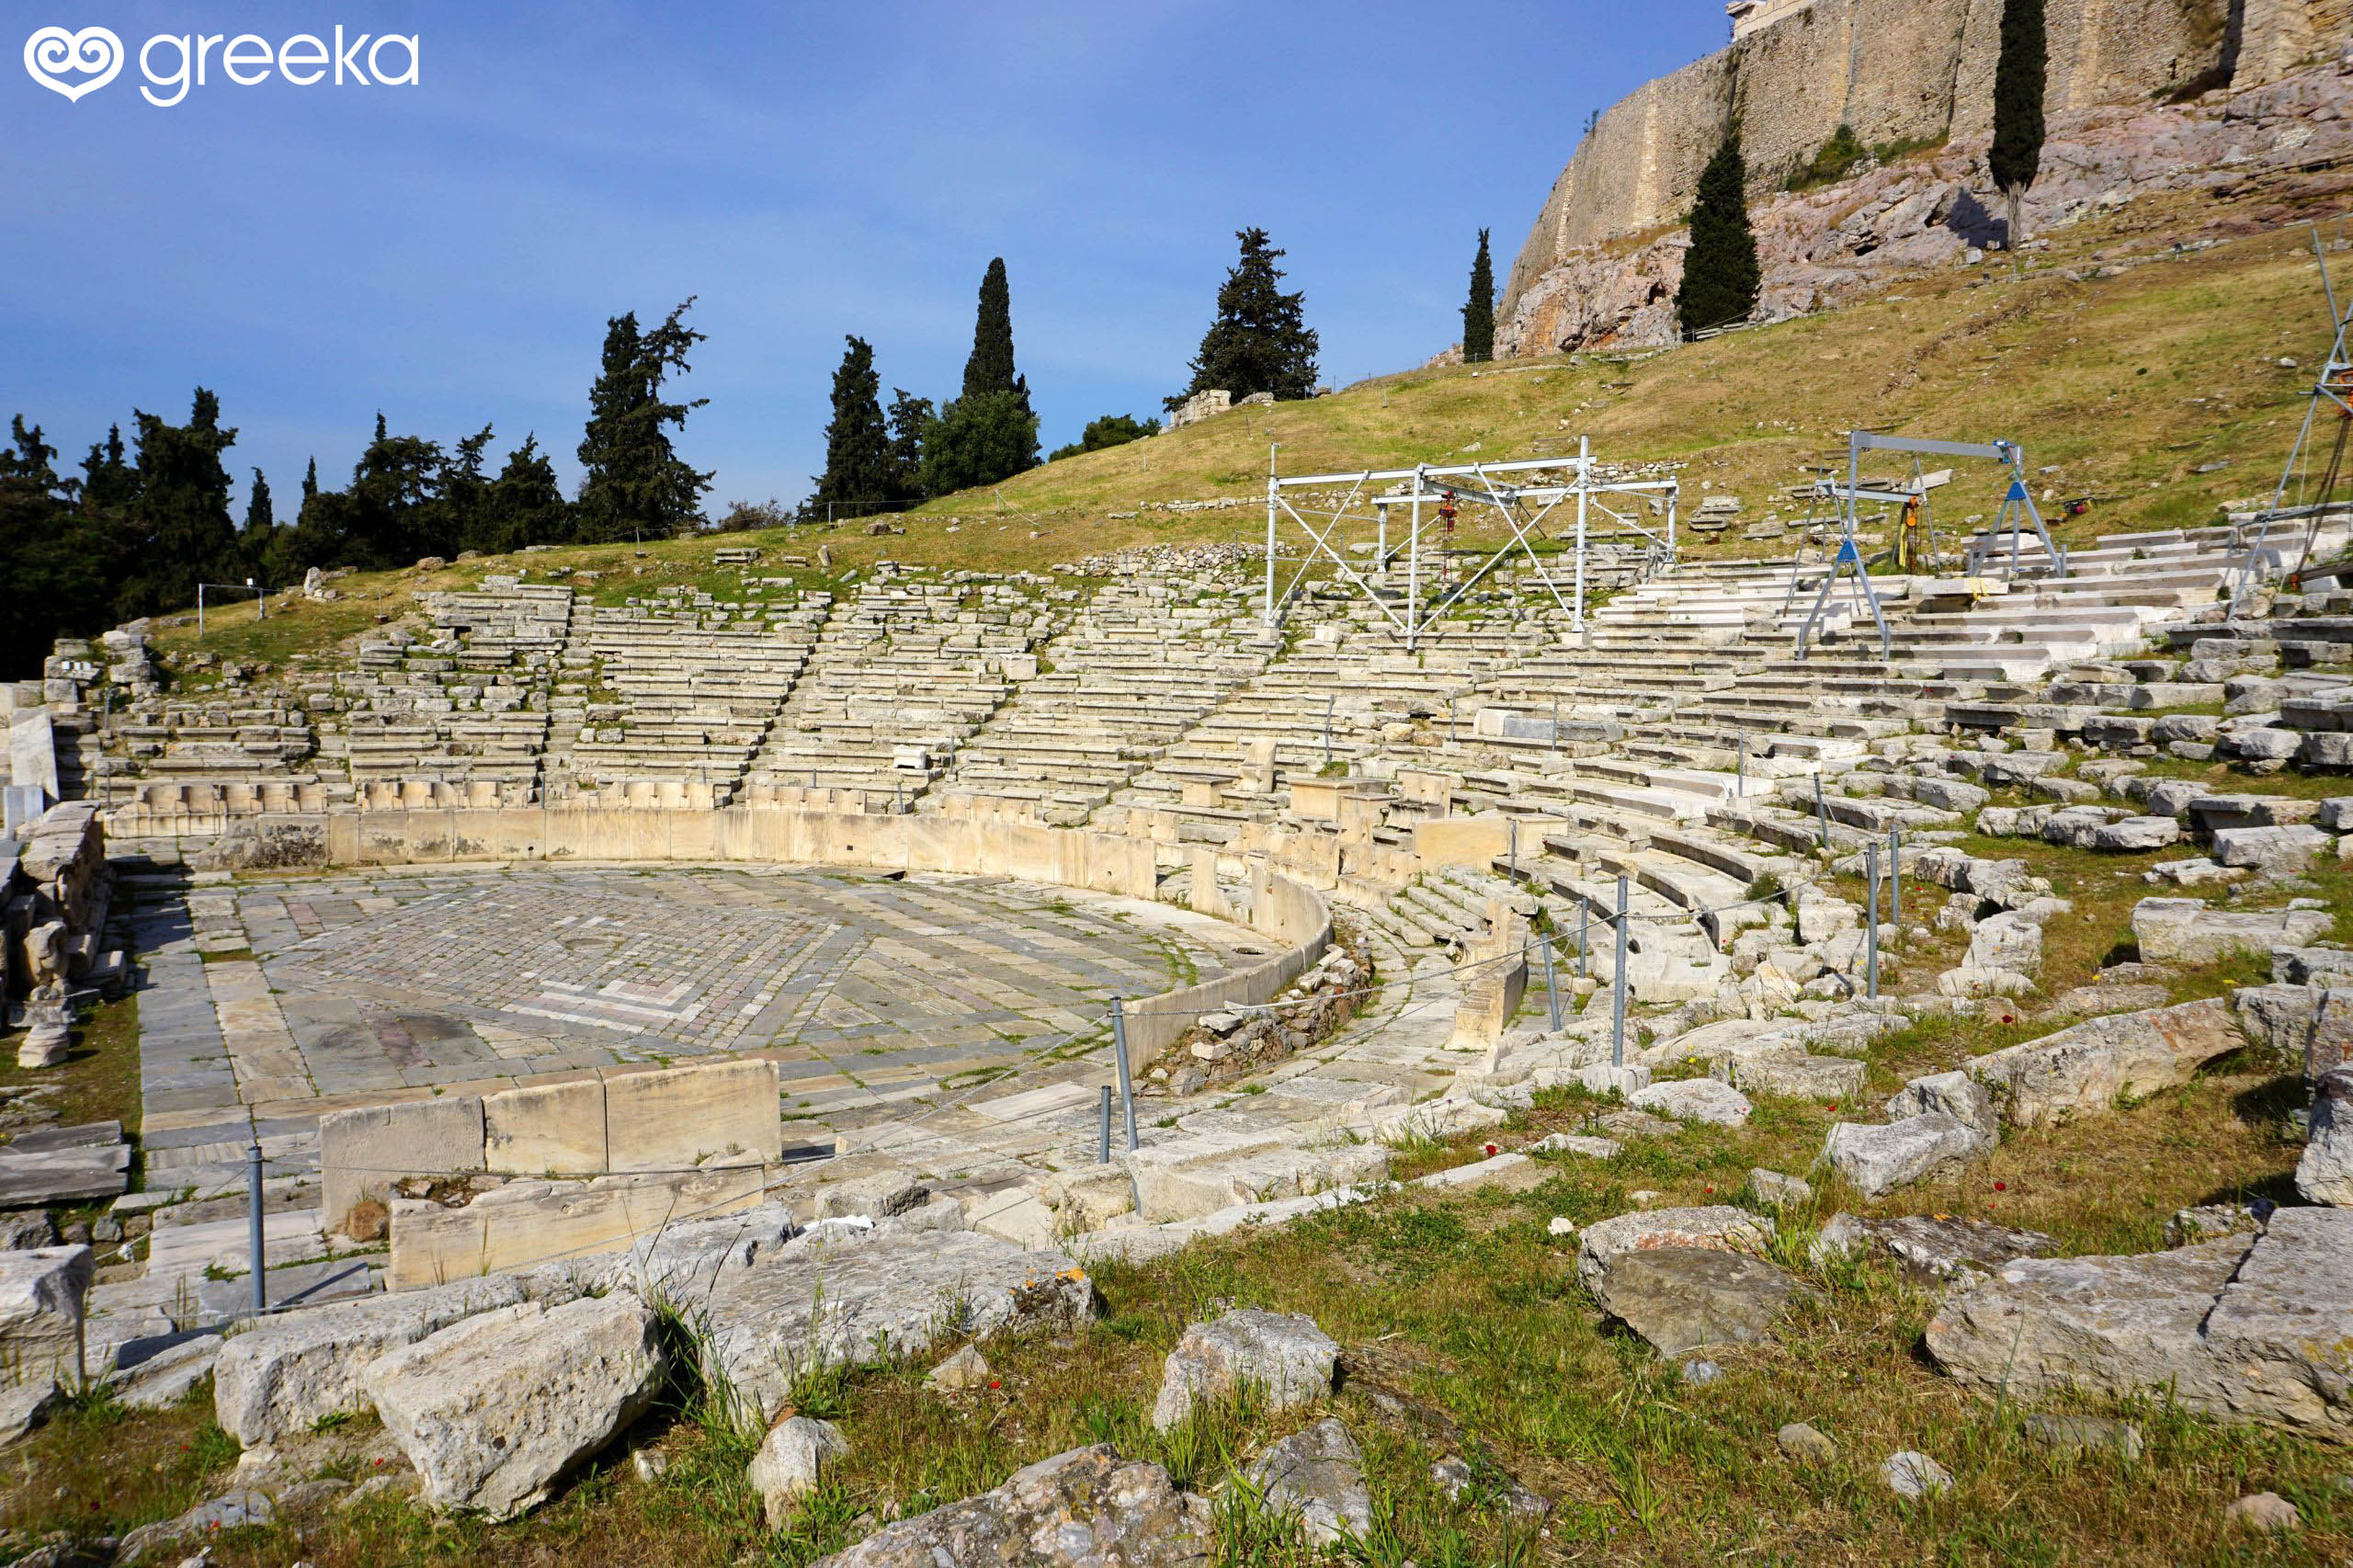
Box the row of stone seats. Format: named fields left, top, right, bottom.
left=543, top=593, right=830, bottom=802
left=925, top=578, right=1274, bottom=824
left=747, top=573, right=1062, bottom=811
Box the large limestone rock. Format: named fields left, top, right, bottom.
left=1966, top=912, right=2042, bottom=976
left=2298, top=1064, right=2353, bottom=1206
left=0, top=1245, right=90, bottom=1443
left=809, top=1444, right=1211, bottom=1567
left=1122, top=1131, right=1387, bottom=1223
left=695, top=1229, right=1095, bottom=1424
left=1239, top=1417, right=1371, bottom=1547
left=212, top=1273, right=553, bottom=1447
left=1963, top=997, right=2244, bottom=1127
left=1575, top=1205, right=1774, bottom=1295
left=1926, top=1207, right=2353, bottom=1435
left=1151, top=1308, right=1337, bottom=1430
left=2234, top=984, right=2353, bottom=1079
left=363, top=1293, right=665, bottom=1520
left=749, top=1416, right=848, bottom=1528
left=1629, top=1077, right=1752, bottom=1127
left=2211, top=825, right=2332, bottom=877
left=1820, top=1113, right=1986, bottom=1197
left=1813, top=1212, right=2054, bottom=1279
left=1590, top=1246, right=1810, bottom=1357
left=2131, top=898, right=2330, bottom=966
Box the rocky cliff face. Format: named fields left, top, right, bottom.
left=1497, top=0, right=2353, bottom=357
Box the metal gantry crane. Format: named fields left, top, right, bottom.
left=1793, top=429, right=2063, bottom=661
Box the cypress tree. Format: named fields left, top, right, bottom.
left=962, top=258, right=1025, bottom=405
left=1676, top=124, right=1762, bottom=339
left=244, top=468, right=274, bottom=534
left=1170, top=228, right=1322, bottom=407
left=301, top=456, right=318, bottom=511
left=1990, top=0, right=2047, bottom=254
left=1461, top=229, right=1496, bottom=363
left=939, top=259, right=1039, bottom=488
left=806, top=336, right=896, bottom=518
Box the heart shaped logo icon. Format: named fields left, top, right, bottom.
left=23, top=25, right=123, bottom=102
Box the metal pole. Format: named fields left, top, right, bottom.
left=1865, top=844, right=1881, bottom=1000
left=1574, top=437, right=1590, bottom=630
left=198, top=585, right=206, bottom=638
left=1609, top=874, right=1630, bottom=1067
left=1323, top=694, right=1334, bottom=767
left=1889, top=827, right=1903, bottom=932
left=1736, top=733, right=1746, bottom=798
left=1408, top=470, right=1424, bottom=653
left=247, top=1140, right=267, bottom=1316
left=1109, top=998, right=1138, bottom=1153
left=1543, top=931, right=1562, bottom=1030
left=1263, top=447, right=1279, bottom=625
left=1813, top=772, right=1831, bottom=852
left=1098, top=1085, right=1112, bottom=1164
left=1508, top=817, right=1518, bottom=879
left=1578, top=902, right=1589, bottom=979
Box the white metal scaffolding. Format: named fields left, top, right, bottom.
left=1260, top=439, right=1679, bottom=650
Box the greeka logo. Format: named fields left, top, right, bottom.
left=23, top=23, right=419, bottom=107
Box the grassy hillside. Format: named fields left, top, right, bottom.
left=144, top=190, right=2340, bottom=671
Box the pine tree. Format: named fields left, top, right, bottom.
left=1676, top=125, right=1762, bottom=339
left=1171, top=229, right=1322, bottom=407
left=575, top=299, right=715, bottom=540
left=806, top=336, right=896, bottom=519
left=886, top=389, right=933, bottom=504
left=119, top=389, right=241, bottom=617
left=1461, top=228, right=1496, bottom=364
left=920, top=391, right=1039, bottom=499
left=78, top=424, right=137, bottom=512
left=469, top=436, right=572, bottom=553
left=1990, top=0, right=2047, bottom=254
left=2, top=417, right=135, bottom=677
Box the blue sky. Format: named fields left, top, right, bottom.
left=3, top=3, right=1725, bottom=517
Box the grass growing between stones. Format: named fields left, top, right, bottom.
left=4, top=1038, right=2339, bottom=1565
left=0, top=988, right=142, bottom=1137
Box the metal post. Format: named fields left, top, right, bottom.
left=1508, top=817, right=1518, bottom=879
left=1889, top=827, right=1903, bottom=932
left=1736, top=733, right=1746, bottom=798
left=1551, top=693, right=1560, bottom=744
left=1098, top=1085, right=1112, bottom=1165
left=1577, top=902, right=1589, bottom=979
left=1609, top=875, right=1630, bottom=1067
left=247, top=1141, right=267, bottom=1316
left=1543, top=931, right=1562, bottom=1030
left=1323, top=694, right=1334, bottom=767
left=1109, top=998, right=1138, bottom=1153
left=198, top=585, right=206, bottom=638
left=1813, top=772, right=1831, bottom=852
left=1574, top=437, right=1590, bottom=630
left=1407, top=469, right=1423, bottom=653
left=1263, top=447, right=1279, bottom=625
left=1865, top=845, right=1881, bottom=1000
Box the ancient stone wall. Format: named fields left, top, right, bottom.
left=1501, top=0, right=2342, bottom=327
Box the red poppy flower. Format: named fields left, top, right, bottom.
left=1994, top=1181, right=2007, bottom=1191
